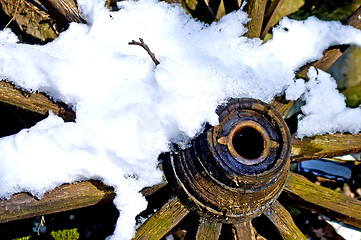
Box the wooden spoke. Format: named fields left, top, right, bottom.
left=0, top=81, right=76, bottom=122
left=271, top=6, right=361, bottom=117
left=296, top=45, right=349, bottom=79
left=283, top=172, right=361, bottom=228
left=140, top=181, right=168, bottom=197
left=234, top=221, right=255, bottom=240
left=0, top=181, right=115, bottom=223
left=291, top=133, right=361, bottom=162
left=223, top=0, right=239, bottom=14
left=132, top=197, right=189, bottom=240
left=195, top=218, right=222, bottom=240
left=264, top=200, right=307, bottom=240
left=37, top=0, right=85, bottom=30
left=270, top=96, right=295, bottom=118
left=261, top=0, right=284, bottom=39
left=141, top=165, right=168, bottom=196
left=296, top=6, right=361, bottom=79
left=243, top=0, right=268, bottom=38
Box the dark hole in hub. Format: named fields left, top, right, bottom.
left=232, top=127, right=264, bottom=160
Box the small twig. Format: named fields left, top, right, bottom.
left=5, top=0, right=22, bottom=29
left=128, top=38, right=160, bottom=66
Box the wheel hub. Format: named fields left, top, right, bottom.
left=163, top=98, right=291, bottom=223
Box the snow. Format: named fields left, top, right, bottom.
left=297, top=67, right=361, bottom=137
left=0, top=0, right=361, bottom=239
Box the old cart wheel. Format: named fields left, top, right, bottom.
left=132, top=97, right=361, bottom=240
left=0, top=1, right=361, bottom=240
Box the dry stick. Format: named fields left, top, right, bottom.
left=4, top=0, right=22, bottom=29
left=129, top=38, right=160, bottom=66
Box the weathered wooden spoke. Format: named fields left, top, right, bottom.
left=261, top=0, right=284, bottom=39
left=283, top=172, right=361, bottom=229
left=296, top=6, right=361, bottom=79
left=195, top=218, right=222, bottom=240
left=264, top=200, right=307, bottom=240
left=37, top=0, right=85, bottom=30
left=132, top=197, right=189, bottom=240
left=0, top=81, right=75, bottom=122
left=270, top=5, right=361, bottom=118
left=244, top=0, right=268, bottom=38
left=0, top=179, right=167, bottom=224
left=291, top=133, right=361, bottom=162
left=139, top=180, right=168, bottom=197
left=234, top=221, right=256, bottom=240
left=270, top=95, right=295, bottom=117
left=0, top=181, right=115, bottom=223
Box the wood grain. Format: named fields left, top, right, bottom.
left=38, top=0, right=85, bottom=30
left=196, top=218, right=222, bottom=240
left=0, top=81, right=75, bottom=122
left=244, top=0, right=268, bottom=38
left=261, top=0, right=284, bottom=39
left=291, top=133, right=361, bottom=162
left=132, top=197, right=189, bottom=240
left=235, top=221, right=256, bottom=240
left=0, top=181, right=115, bottom=223
left=283, top=172, right=361, bottom=228
left=264, top=200, right=307, bottom=240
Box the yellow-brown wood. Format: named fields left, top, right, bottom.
left=296, top=46, right=348, bottom=79
left=235, top=221, right=256, bottom=240
left=140, top=181, right=168, bottom=197
left=261, top=0, right=284, bottom=39
left=195, top=218, right=222, bottom=240
left=264, top=200, right=307, bottom=240
left=270, top=95, right=295, bottom=117
left=0, top=181, right=115, bottom=223
left=0, top=0, right=58, bottom=41
left=132, top=197, right=189, bottom=240
left=38, top=0, right=85, bottom=30
left=0, top=81, right=75, bottom=122
left=296, top=6, right=361, bottom=79
left=0, top=179, right=167, bottom=224
left=283, top=172, right=361, bottom=228
left=291, top=133, right=361, bottom=162
left=244, top=0, right=268, bottom=38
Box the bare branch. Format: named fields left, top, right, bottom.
left=128, top=38, right=160, bottom=66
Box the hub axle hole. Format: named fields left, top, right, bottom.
left=232, top=127, right=264, bottom=160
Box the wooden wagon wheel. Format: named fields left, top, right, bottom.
left=1, top=0, right=361, bottom=239
left=131, top=2, right=361, bottom=238
left=131, top=96, right=361, bottom=240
